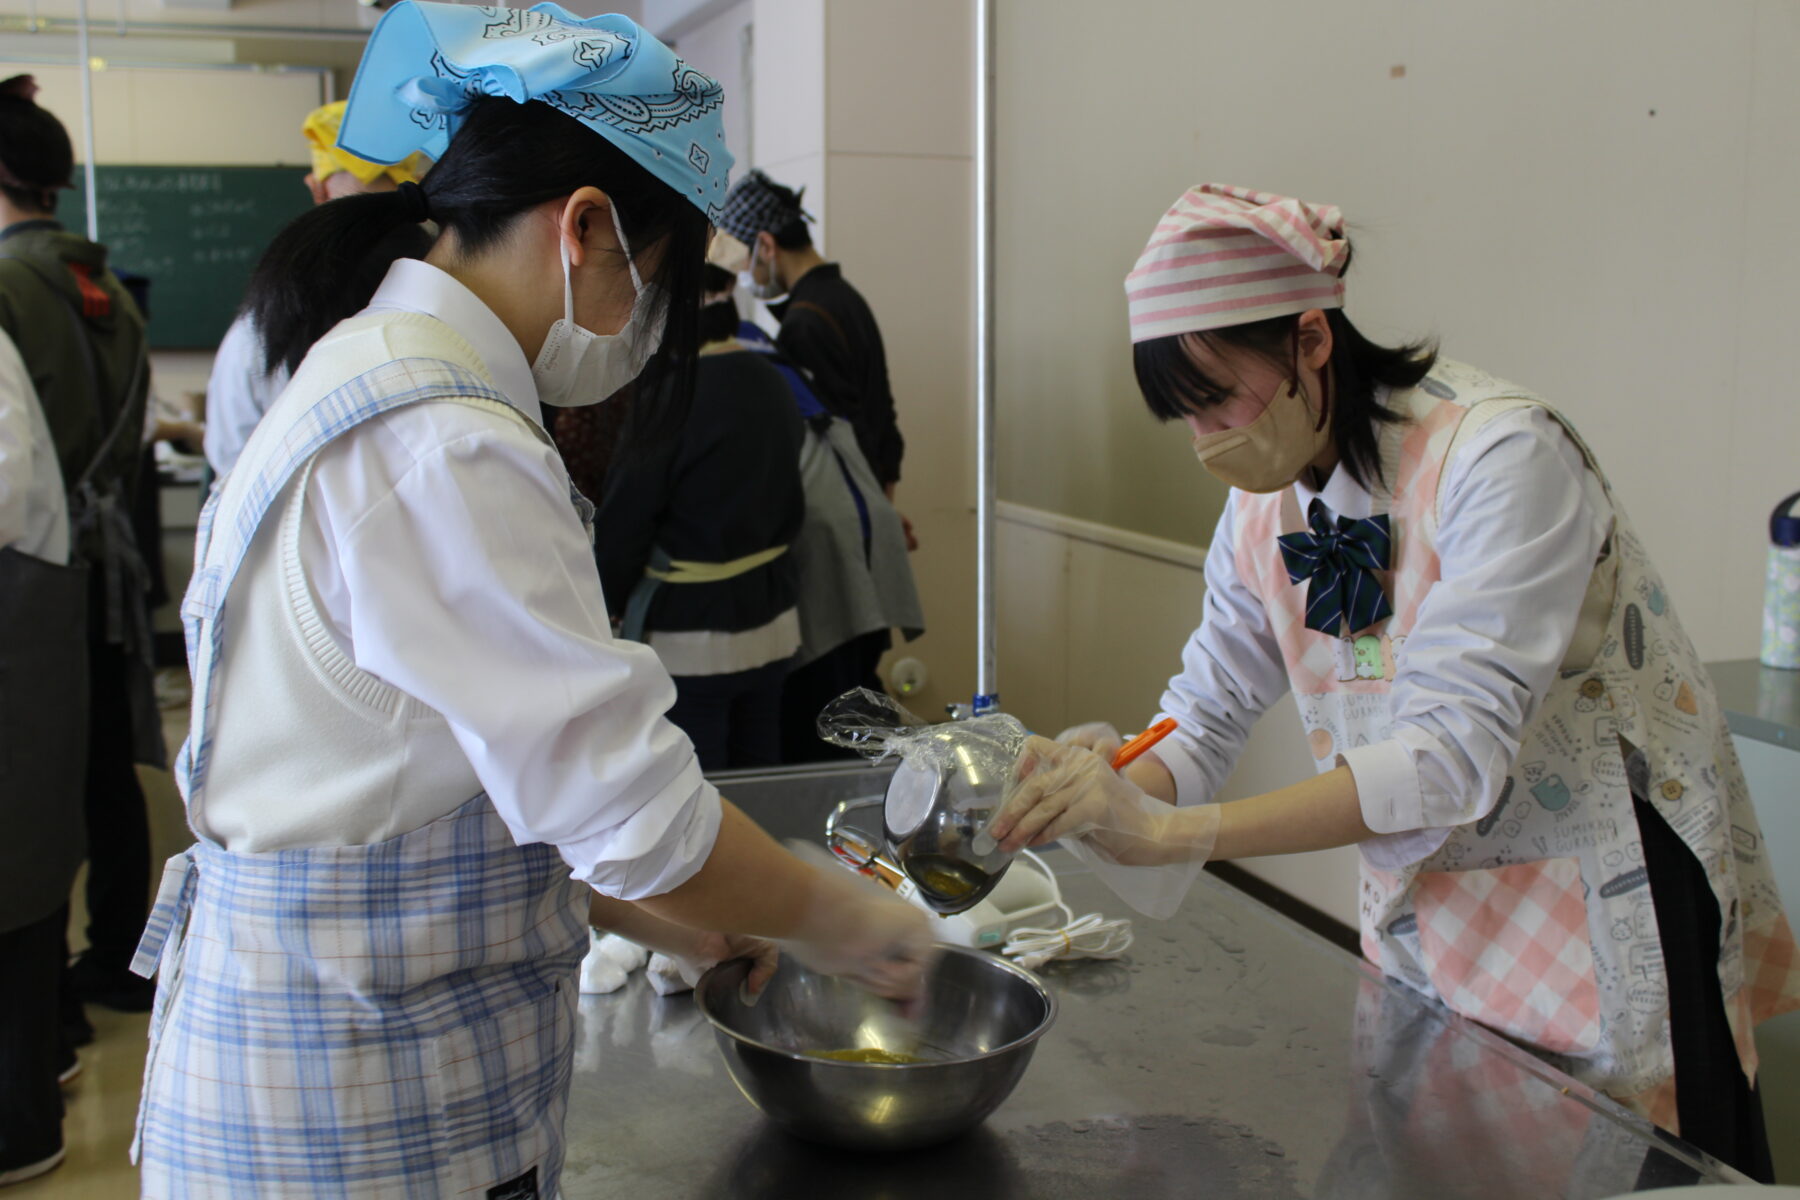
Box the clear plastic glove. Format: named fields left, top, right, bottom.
left=781, top=842, right=938, bottom=1002
left=988, top=736, right=1220, bottom=920
left=1056, top=721, right=1125, bottom=762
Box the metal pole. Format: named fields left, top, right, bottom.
left=972, top=0, right=998, bottom=716
left=76, top=0, right=98, bottom=242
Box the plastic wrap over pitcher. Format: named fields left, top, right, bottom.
left=818, top=689, right=1027, bottom=914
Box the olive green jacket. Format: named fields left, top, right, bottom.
left=0, top=220, right=150, bottom=526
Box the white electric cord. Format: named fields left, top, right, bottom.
left=1001, top=849, right=1134, bottom=971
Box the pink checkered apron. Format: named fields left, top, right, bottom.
left=1234, top=360, right=1800, bottom=1126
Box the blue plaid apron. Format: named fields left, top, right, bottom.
left=131, top=353, right=592, bottom=1199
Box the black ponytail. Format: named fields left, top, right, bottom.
left=1130, top=240, right=1435, bottom=491
left=244, top=95, right=709, bottom=409
left=249, top=188, right=423, bottom=375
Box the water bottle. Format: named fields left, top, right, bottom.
left=1762, top=491, right=1800, bottom=669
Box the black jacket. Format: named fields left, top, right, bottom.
left=771, top=263, right=904, bottom=487
left=597, top=349, right=805, bottom=635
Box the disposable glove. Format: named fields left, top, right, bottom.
left=989, top=735, right=1220, bottom=919
left=648, top=932, right=781, bottom=1000
left=1056, top=721, right=1125, bottom=762
left=781, top=841, right=938, bottom=1002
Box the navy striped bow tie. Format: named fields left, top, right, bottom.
left=1276, top=498, right=1394, bottom=636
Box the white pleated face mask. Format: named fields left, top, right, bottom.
left=532, top=204, right=667, bottom=408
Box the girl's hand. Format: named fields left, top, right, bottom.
left=683, top=931, right=780, bottom=998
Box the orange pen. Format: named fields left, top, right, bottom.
left=1110, top=717, right=1179, bottom=771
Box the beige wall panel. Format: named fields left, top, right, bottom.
left=824, top=0, right=973, bottom=159
left=1062, top=537, right=1205, bottom=737
left=127, top=69, right=321, bottom=164
left=882, top=506, right=977, bottom=720
left=994, top=0, right=1789, bottom=662
left=992, top=520, right=1071, bottom=736
left=1723, top=0, right=1800, bottom=659
left=822, top=152, right=972, bottom=508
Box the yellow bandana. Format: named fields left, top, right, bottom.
left=302, top=101, right=430, bottom=185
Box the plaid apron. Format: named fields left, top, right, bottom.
left=131, top=336, right=592, bottom=1198
left=1233, top=359, right=1800, bottom=1122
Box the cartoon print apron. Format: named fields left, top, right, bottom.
left=131, top=343, right=592, bottom=1198
left=1233, top=359, right=1800, bottom=1122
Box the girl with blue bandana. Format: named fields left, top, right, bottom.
left=128, top=7, right=932, bottom=1195
left=988, top=184, right=1796, bottom=1177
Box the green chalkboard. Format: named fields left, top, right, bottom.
left=62, top=165, right=313, bottom=350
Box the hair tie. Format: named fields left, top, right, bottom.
left=396, top=180, right=431, bottom=223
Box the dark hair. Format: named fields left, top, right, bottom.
left=754, top=176, right=812, bottom=250
left=1131, top=243, right=1435, bottom=490
left=0, top=79, right=73, bottom=213
left=770, top=216, right=812, bottom=251
left=697, top=263, right=738, bottom=344
left=244, top=96, right=709, bottom=407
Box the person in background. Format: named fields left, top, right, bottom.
left=545, top=378, right=635, bottom=503
left=714, top=171, right=915, bottom=547
left=0, top=323, right=82, bottom=1187
left=989, top=183, right=1799, bottom=1178
left=130, top=7, right=930, bottom=1193
left=0, top=76, right=159, bottom=1021
left=727, top=318, right=926, bottom=762
left=598, top=265, right=805, bottom=771
left=202, top=100, right=433, bottom=477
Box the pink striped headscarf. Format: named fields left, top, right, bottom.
left=1126, top=184, right=1348, bottom=344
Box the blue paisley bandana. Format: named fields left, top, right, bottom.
left=1277, top=497, right=1394, bottom=637
left=340, top=2, right=732, bottom=222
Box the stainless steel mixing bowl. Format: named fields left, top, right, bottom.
left=694, top=946, right=1056, bottom=1150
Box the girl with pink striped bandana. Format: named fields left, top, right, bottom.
left=988, top=183, right=1798, bottom=1178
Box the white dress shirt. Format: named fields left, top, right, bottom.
left=0, top=325, right=69, bottom=564
left=202, top=310, right=291, bottom=477
left=1153, top=403, right=1614, bottom=861
left=200, top=259, right=720, bottom=900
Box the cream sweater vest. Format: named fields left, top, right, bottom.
left=199, top=312, right=528, bottom=851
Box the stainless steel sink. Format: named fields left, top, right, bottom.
left=706, top=761, right=897, bottom=848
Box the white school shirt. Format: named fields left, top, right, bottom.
left=0, top=325, right=70, bottom=564
left=202, top=310, right=291, bottom=477
left=1152, top=404, right=1613, bottom=857
left=200, top=258, right=719, bottom=900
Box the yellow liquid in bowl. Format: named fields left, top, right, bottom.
left=809, top=1048, right=926, bottom=1065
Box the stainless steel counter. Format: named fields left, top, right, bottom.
left=1709, top=658, right=1800, bottom=749
left=561, top=765, right=1742, bottom=1198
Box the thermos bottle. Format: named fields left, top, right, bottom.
left=1762, top=492, right=1800, bottom=669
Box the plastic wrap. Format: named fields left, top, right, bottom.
left=817, top=688, right=1028, bottom=778
left=994, top=736, right=1215, bottom=921
left=818, top=689, right=1031, bottom=913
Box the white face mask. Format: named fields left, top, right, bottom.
left=532, top=204, right=666, bottom=408
left=738, top=240, right=784, bottom=302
